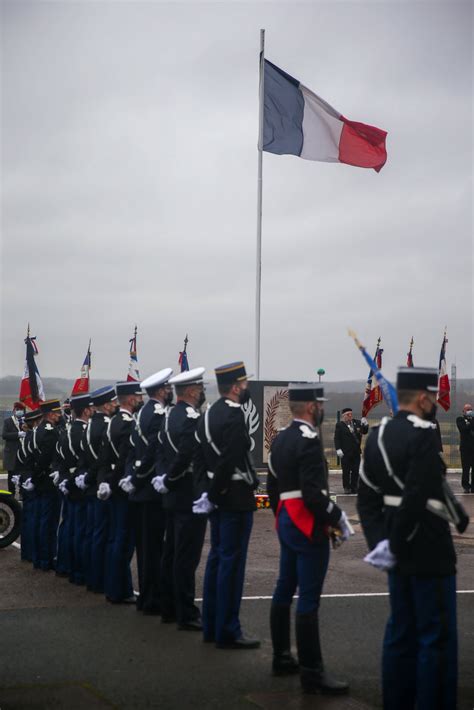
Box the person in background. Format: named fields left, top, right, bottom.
left=334, top=408, right=368, bottom=494
left=457, top=403, right=474, bottom=493
left=2, top=401, right=26, bottom=494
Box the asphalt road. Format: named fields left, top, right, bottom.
left=1, top=475, right=473, bottom=709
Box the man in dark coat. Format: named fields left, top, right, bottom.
left=456, top=403, right=474, bottom=492
left=334, top=407, right=368, bottom=493
left=2, top=401, right=26, bottom=494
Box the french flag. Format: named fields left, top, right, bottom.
left=19, top=335, right=45, bottom=410
left=437, top=333, right=451, bottom=411
left=72, top=343, right=91, bottom=395
left=263, top=59, right=387, bottom=172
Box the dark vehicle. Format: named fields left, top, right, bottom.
left=0, top=489, right=21, bottom=548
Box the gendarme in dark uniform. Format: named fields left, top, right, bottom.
left=334, top=407, right=368, bottom=493
left=15, top=408, right=43, bottom=562
left=152, top=367, right=207, bottom=629
left=358, top=367, right=470, bottom=710
left=456, top=404, right=474, bottom=492
left=125, top=368, right=173, bottom=615
left=267, top=383, right=350, bottom=695
left=197, top=361, right=260, bottom=649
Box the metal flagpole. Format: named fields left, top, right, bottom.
left=255, top=28, right=265, bottom=381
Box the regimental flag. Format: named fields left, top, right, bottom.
left=349, top=330, right=398, bottom=415
left=407, top=337, right=414, bottom=368
left=262, top=59, right=388, bottom=172
left=437, top=331, right=451, bottom=411
left=72, top=341, right=92, bottom=395
left=127, top=326, right=140, bottom=382
left=178, top=334, right=190, bottom=372
left=19, top=330, right=45, bottom=410
left=361, top=339, right=384, bottom=417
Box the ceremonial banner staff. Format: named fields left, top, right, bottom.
left=255, top=29, right=265, bottom=380
left=178, top=334, right=190, bottom=372
left=127, top=325, right=140, bottom=382
left=407, top=337, right=414, bottom=368
left=71, top=340, right=91, bottom=395
left=19, top=324, right=45, bottom=411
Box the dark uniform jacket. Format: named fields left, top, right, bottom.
left=30, top=420, right=60, bottom=493
left=195, top=397, right=258, bottom=512
left=456, top=414, right=474, bottom=452
left=98, top=408, right=135, bottom=497
left=16, top=428, right=36, bottom=482
left=2, top=415, right=23, bottom=471
left=129, top=398, right=167, bottom=503
left=334, top=418, right=368, bottom=458
left=267, top=419, right=342, bottom=540
left=158, top=400, right=204, bottom=512
left=358, top=410, right=456, bottom=577
left=57, top=419, right=87, bottom=501
left=81, top=412, right=111, bottom=496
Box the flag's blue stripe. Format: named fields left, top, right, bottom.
left=263, top=59, right=304, bottom=157
left=360, top=346, right=399, bottom=414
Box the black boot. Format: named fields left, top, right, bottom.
left=270, top=604, right=299, bottom=676
left=295, top=611, right=349, bottom=695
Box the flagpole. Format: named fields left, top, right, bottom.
left=255, top=28, right=265, bottom=381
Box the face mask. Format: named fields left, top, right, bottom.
left=197, top=391, right=206, bottom=409
left=133, top=400, right=144, bottom=413
left=422, top=402, right=437, bottom=421
left=164, top=391, right=174, bottom=407
left=313, top=407, right=324, bottom=426
left=14, top=410, right=24, bottom=418
left=114, top=405, right=121, bottom=414
left=238, top=388, right=251, bottom=405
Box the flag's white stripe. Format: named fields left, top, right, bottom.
left=299, top=84, right=343, bottom=162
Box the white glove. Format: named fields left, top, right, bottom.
left=22, top=477, right=34, bottom=492
left=364, top=539, right=396, bottom=571
left=49, top=470, right=60, bottom=486
left=192, top=492, right=215, bottom=515
left=75, top=473, right=88, bottom=490
left=119, top=475, right=136, bottom=494
left=18, top=431, right=26, bottom=439
left=151, top=474, right=169, bottom=495
left=337, top=511, right=355, bottom=541
left=336, top=449, right=344, bottom=458
left=11, top=474, right=20, bottom=486
left=361, top=417, right=368, bottom=426
left=97, top=482, right=112, bottom=501
left=58, top=479, right=69, bottom=495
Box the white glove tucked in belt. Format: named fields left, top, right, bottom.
left=192, top=492, right=215, bottom=515
left=49, top=471, right=60, bottom=486
left=18, top=431, right=26, bottom=439
left=11, top=474, right=20, bottom=486
left=364, top=539, right=396, bottom=571
left=151, top=474, right=169, bottom=495
left=118, top=475, right=136, bottom=495
left=337, top=511, right=355, bottom=541
left=336, top=449, right=344, bottom=458
left=58, top=479, right=69, bottom=495
left=97, top=482, right=112, bottom=501
left=75, top=473, right=88, bottom=490
left=22, top=477, right=34, bottom=492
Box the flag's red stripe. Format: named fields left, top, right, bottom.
left=339, top=118, right=387, bottom=172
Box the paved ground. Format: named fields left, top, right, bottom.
left=1, top=473, right=473, bottom=709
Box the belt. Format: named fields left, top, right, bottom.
left=383, top=495, right=451, bottom=520
left=280, top=489, right=328, bottom=500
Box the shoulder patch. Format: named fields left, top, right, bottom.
left=154, top=403, right=166, bottom=416
left=186, top=406, right=199, bottom=419
left=407, top=414, right=436, bottom=430
left=225, top=399, right=241, bottom=408
left=299, top=424, right=318, bottom=439
left=45, top=423, right=53, bottom=431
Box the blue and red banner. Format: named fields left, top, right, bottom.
left=19, top=332, right=45, bottom=410
left=437, top=332, right=451, bottom=411
left=127, top=327, right=140, bottom=382
left=72, top=342, right=92, bottom=395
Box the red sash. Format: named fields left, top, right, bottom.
left=276, top=499, right=315, bottom=540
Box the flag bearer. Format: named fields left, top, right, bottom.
left=151, top=367, right=207, bottom=629
left=267, top=383, right=350, bottom=694
left=14, top=409, right=43, bottom=562
left=196, top=362, right=260, bottom=648
left=121, top=368, right=173, bottom=615
left=98, top=381, right=142, bottom=604
left=358, top=367, right=469, bottom=710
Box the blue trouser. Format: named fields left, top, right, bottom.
left=83, top=497, right=95, bottom=588
left=34, top=491, right=60, bottom=570
left=104, top=497, right=134, bottom=601
left=56, top=497, right=72, bottom=575
left=202, top=510, right=253, bottom=643
left=383, top=572, right=457, bottom=710
left=69, top=498, right=87, bottom=585
left=20, top=492, right=34, bottom=562
left=272, top=506, right=330, bottom=614
left=87, top=497, right=110, bottom=593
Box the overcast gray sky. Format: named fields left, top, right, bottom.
left=1, top=0, right=472, bottom=385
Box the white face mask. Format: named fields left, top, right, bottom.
left=14, top=410, right=24, bottom=418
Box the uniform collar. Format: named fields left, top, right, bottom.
left=292, top=418, right=316, bottom=431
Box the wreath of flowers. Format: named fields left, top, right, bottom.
left=255, top=494, right=271, bottom=509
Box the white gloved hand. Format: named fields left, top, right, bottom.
left=49, top=470, right=60, bottom=486
left=364, top=538, right=396, bottom=571
left=22, top=477, right=34, bottom=492
left=118, top=475, right=136, bottom=494
left=97, top=482, right=112, bottom=501
left=361, top=417, right=368, bottom=426
left=18, top=431, right=26, bottom=439
left=11, top=474, right=20, bottom=486
left=75, top=473, right=88, bottom=490
left=192, top=492, right=215, bottom=515
left=151, top=474, right=169, bottom=495
left=336, top=449, right=344, bottom=458
left=58, top=479, right=69, bottom=495
left=337, top=511, right=355, bottom=541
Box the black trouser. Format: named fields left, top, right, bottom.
left=7, top=471, right=16, bottom=495
left=461, top=449, right=474, bottom=491
left=134, top=500, right=166, bottom=612
left=342, top=455, right=360, bottom=492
